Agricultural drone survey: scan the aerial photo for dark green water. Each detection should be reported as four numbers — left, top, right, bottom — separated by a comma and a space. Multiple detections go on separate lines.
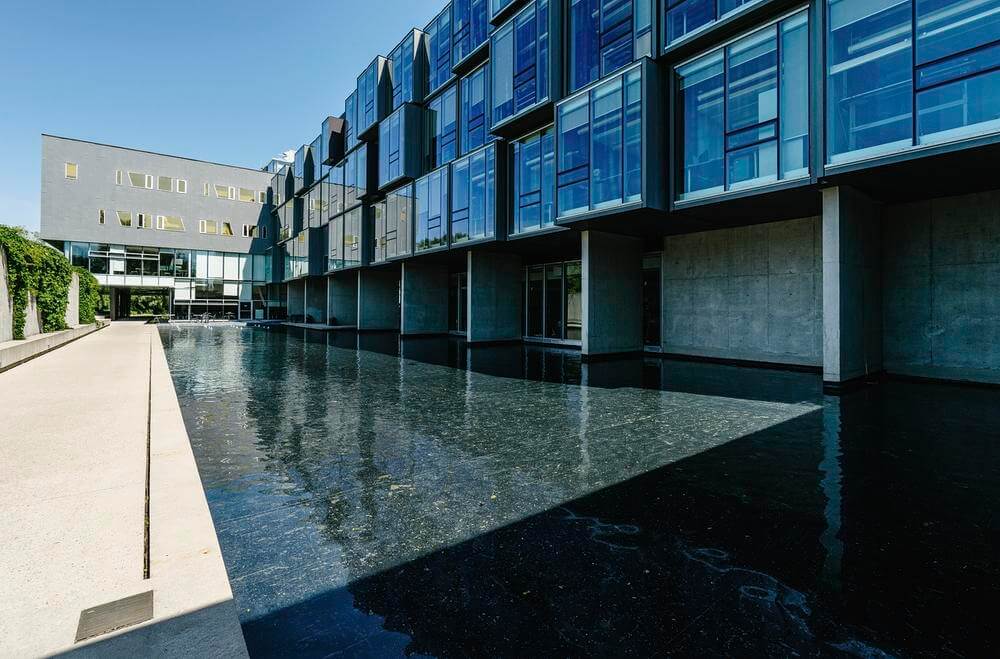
161, 325, 999, 658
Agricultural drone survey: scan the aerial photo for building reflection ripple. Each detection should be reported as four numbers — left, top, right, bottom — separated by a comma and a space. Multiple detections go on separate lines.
160, 325, 1000, 657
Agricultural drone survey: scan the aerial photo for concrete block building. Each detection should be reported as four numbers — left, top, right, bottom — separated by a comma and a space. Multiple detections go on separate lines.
41, 0, 1000, 388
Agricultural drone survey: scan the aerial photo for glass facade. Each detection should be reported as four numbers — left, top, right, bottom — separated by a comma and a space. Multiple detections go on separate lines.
428, 84, 459, 168
357, 58, 386, 136
451, 143, 497, 243
511, 125, 556, 235
389, 30, 422, 111
557, 65, 643, 216
344, 145, 368, 209
284, 232, 309, 281
379, 106, 413, 189
461, 64, 491, 154
525, 260, 582, 341
663, 0, 765, 47
454, 0, 489, 65
567, 0, 650, 93
65, 242, 274, 320
415, 167, 450, 251
491, 0, 551, 126
328, 206, 364, 271
324, 162, 345, 218
427, 5, 455, 94
374, 185, 414, 262
490, 0, 517, 20
677, 10, 809, 200
828, 0, 1000, 164
344, 91, 359, 152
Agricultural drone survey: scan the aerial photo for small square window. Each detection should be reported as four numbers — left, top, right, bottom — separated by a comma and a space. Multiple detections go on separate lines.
221, 222, 234, 236
157, 176, 173, 192
258, 191, 266, 203
65, 163, 78, 179
177, 179, 187, 194
116, 210, 132, 227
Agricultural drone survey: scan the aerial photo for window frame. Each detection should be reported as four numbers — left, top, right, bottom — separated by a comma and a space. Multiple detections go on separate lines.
64, 162, 78, 180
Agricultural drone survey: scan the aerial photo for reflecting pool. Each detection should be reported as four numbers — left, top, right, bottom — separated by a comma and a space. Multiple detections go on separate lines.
161, 325, 1000, 657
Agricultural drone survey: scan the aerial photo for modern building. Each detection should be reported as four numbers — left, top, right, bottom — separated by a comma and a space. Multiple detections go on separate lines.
42, 0, 1000, 389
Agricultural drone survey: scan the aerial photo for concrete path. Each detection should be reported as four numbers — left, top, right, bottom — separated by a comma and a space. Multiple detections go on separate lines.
0, 322, 246, 657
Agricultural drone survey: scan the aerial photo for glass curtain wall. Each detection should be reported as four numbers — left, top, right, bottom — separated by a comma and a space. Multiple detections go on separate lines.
428, 85, 459, 168
454, 0, 489, 65
524, 260, 582, 341
557, 66, 643, 215
676, 10, 809, 200
374, 185, 414, 262
511, 126, 556, 235
427, 5, 455, 94
663, 0, 765, 47
451, 143, 497, 243
461, 64, 491, 154
389, 31, 419, 111
415, 167, 450, 251
344, 146, 367, 208
568, 0, 650, 93
828, 0, 1000, 164
491, 0, 551, 126
345, 91, 359, 151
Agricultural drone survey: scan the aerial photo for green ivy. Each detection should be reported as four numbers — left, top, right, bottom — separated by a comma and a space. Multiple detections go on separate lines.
74, 266, 100, 325
0, 225, 73, 339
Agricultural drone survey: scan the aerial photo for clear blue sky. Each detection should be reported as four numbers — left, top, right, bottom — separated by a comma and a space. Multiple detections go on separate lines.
0, 0, 433, 231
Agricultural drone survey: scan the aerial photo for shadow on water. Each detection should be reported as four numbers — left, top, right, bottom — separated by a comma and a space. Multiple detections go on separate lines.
160, 325, 999, 658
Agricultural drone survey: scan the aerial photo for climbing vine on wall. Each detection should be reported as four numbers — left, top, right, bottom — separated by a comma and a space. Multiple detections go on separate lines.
0, 225, 72, 339
74, 266, 100, 325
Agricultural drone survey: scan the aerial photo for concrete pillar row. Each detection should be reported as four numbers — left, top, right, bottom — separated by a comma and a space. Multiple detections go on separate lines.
400, 262, 449, 335
821, 185, 884, 388
467, 250, 522, 344
357, 268, 400, 331
581, 230, 643, 358
327, 272, 359, 327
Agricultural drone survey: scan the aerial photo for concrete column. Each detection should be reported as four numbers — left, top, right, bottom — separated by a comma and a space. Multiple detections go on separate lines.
582, 230, 643, 358
400, 262, 449, 335
358, 269, 400, 331
327, 272, 358, 327
467, 250, 522, 344
287, 280, 305, 322
304, 277, 326, 324
822, 186, 883, 387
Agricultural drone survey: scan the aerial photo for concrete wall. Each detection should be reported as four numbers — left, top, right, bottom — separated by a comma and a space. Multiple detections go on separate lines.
304, 277, 326, 324
24, 293, 42, 339
65, 273, 80, 327
327, 272, 358, 326
663, 216, 823, 367
467, 250, 522, 343
358, 269, 400, 330
1, 249, 10, 343
400, 262, 449, 335
823, 187, 883, 384
884, 189, 1000, 384
287, 280, 305, 321
582, 230, 643, 356
40, 135, 273, 254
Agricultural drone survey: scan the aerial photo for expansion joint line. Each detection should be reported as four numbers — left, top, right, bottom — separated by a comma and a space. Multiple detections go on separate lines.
143, 333, 152, 580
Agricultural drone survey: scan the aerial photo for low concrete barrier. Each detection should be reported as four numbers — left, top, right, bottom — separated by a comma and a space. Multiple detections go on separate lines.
0, 322, 104, 373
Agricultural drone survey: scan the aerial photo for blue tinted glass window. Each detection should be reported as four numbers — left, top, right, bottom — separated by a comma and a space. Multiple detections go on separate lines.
429, 86, 459, 169
569, 0, 601, 92
491, 0, 550, 126
390, 32, 416, 110
591, 76, 624, 208
461, 65, 490, 154
328, 214, 344, 271
624, 68, 643, 202
415, 168, 450, 251
918, 66, 1000, 143
491, 0, 515, 19
357, 61, 379, 134
917, 0, 1000, 64
512, 126, 555, 235
827, 0, 913, 163
344, 92, 358, 151
379, 110, 403, 188
679, 11, 808, 199
557, 95, 590, 215
454, 0, 489, 65
427, 6, 454, 94
665, 0, 714, 45
451, 144, 496, 243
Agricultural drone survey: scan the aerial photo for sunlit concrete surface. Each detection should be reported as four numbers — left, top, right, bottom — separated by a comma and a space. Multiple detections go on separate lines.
0, 322, 245, 657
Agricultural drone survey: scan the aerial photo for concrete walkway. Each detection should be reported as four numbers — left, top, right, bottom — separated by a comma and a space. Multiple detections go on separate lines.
0, 322, 246, 657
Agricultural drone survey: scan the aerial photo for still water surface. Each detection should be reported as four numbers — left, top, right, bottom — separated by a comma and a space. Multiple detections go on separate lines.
161, 325, 999, 658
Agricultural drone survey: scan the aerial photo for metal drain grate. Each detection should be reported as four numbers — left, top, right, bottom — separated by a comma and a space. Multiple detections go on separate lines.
75, 590, 154, 643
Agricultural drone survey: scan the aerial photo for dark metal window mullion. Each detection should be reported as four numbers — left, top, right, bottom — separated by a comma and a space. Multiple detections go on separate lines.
776, 21, 782, 181
911, 0, 918, 146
